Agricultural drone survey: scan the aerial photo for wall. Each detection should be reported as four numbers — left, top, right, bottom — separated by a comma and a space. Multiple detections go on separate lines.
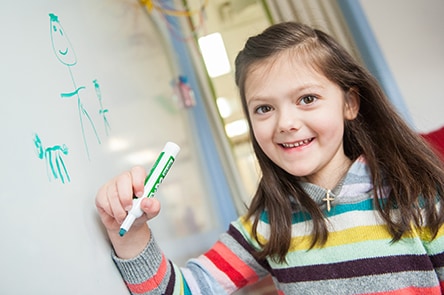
360, 0, 444, 132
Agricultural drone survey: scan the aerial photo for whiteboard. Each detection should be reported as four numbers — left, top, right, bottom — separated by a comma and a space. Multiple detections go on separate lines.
0, 0, 223, 293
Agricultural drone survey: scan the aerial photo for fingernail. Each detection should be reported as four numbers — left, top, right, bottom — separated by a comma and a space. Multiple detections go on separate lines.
124, 205, 132, 211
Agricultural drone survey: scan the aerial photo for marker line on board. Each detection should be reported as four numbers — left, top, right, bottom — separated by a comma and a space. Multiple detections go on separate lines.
119, 142, 180, 237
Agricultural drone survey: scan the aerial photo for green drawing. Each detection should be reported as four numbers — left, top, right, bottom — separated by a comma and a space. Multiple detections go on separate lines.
33, 134, 71, 184
60, 86, 86, 98
49, 13, 101, 160
93, 79, 111, 136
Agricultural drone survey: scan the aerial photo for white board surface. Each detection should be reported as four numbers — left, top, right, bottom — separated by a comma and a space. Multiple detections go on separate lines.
0, 1, 221, 293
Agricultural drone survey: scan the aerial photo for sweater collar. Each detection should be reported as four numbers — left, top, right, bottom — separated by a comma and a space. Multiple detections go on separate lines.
298, 156, 373, 208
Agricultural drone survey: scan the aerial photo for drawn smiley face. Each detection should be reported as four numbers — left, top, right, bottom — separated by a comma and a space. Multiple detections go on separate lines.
49, 13, 77, 66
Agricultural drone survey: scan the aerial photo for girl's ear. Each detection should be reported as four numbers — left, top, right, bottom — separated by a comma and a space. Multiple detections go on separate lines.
344, 87, 360, 120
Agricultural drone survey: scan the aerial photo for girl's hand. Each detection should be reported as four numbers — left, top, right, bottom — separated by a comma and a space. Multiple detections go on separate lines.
95, 166, 161, 259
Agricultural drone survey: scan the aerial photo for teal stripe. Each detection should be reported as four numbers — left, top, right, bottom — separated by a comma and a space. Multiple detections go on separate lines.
183, 278, 191, 295
327, 198, 375, 217
272, 236, 427, 268
260, 199, 376, 224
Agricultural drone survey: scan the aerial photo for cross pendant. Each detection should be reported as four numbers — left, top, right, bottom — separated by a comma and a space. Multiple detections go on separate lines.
323, 190, 334, 212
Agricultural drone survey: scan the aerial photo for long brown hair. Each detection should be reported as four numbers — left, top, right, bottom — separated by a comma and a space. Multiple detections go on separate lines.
235, 22, 444, 263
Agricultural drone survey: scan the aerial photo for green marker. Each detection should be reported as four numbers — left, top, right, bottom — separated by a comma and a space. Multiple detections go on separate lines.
119, 142, 180, 237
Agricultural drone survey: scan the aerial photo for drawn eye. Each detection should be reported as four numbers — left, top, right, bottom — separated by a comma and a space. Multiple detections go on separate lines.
52, 25, 57, 32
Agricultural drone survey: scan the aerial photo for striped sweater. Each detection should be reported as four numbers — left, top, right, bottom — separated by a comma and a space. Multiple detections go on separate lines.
113, 156, 444, 294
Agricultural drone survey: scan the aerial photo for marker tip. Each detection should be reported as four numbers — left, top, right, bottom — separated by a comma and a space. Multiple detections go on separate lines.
119, 229, 127, 237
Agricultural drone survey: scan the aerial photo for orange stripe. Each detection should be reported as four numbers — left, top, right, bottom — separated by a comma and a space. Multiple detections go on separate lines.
212, 241, 259, 284
127, 254, 168, 294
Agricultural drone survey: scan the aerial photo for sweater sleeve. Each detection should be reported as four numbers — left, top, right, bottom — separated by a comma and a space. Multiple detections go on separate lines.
112, 219, 270, 294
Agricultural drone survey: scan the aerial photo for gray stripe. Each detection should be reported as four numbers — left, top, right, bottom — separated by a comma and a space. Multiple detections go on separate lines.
276, 271, 439, 294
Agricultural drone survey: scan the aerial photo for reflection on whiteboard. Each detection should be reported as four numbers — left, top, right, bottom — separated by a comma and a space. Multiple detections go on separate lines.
48, 13, 109, 160
33, 133, 71, 183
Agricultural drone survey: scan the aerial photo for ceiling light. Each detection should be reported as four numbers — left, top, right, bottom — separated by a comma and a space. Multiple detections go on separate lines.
198, 32, 231, 78
225, 119, 249, 138
216, 97, 232, 118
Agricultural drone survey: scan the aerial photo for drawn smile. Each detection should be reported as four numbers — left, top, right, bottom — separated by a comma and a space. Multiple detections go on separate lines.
58, 48, 68, 55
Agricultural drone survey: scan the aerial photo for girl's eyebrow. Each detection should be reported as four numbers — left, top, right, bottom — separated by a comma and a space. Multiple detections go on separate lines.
295, 83, 324, 92
246, 96, 267, 107
246, 95, 278, 110
247, 83, 324, 106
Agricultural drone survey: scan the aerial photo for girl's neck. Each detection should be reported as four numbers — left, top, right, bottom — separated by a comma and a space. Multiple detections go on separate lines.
302, 157, 353, 190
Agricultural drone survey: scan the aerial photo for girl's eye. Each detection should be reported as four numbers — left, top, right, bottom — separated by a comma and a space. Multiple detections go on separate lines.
300, 95, 317, 105
255, 105, 272, 114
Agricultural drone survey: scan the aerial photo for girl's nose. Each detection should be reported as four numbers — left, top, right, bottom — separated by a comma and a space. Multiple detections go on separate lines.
278, 109, 301, 133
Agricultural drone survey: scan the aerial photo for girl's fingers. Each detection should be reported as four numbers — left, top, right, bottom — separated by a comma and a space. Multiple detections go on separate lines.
95, 166, 153, 229
130, 166, 147, 198
107, 180, 128, 224
115, 171, 135, 212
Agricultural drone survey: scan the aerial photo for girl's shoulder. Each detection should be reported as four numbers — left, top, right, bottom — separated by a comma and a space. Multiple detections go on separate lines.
228, 215, 269, 250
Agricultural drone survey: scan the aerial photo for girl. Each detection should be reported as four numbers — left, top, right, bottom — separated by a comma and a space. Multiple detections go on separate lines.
95, 22, 444, 294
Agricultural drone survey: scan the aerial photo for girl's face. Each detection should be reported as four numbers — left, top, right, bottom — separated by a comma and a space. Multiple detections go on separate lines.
245, 52, 359, 188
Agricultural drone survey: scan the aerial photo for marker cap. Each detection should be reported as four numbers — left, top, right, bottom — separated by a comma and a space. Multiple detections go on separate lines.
165, 141, 180, 157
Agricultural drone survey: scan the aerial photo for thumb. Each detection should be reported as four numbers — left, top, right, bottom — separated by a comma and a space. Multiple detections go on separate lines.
140, 197, 161, 220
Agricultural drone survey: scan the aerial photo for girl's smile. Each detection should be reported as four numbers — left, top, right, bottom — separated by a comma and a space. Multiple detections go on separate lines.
280, 137, 314, 148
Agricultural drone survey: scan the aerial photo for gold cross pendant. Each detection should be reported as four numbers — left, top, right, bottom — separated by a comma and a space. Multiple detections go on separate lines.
323, 190, 334, 212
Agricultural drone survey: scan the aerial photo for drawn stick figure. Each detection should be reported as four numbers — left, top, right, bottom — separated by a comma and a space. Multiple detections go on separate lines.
33, 133, 71, 184
49, 13, 101, 160
93, 79, 111, 136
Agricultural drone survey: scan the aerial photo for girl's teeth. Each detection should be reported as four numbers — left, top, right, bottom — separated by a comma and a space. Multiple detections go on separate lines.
282, 139, 311, 148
